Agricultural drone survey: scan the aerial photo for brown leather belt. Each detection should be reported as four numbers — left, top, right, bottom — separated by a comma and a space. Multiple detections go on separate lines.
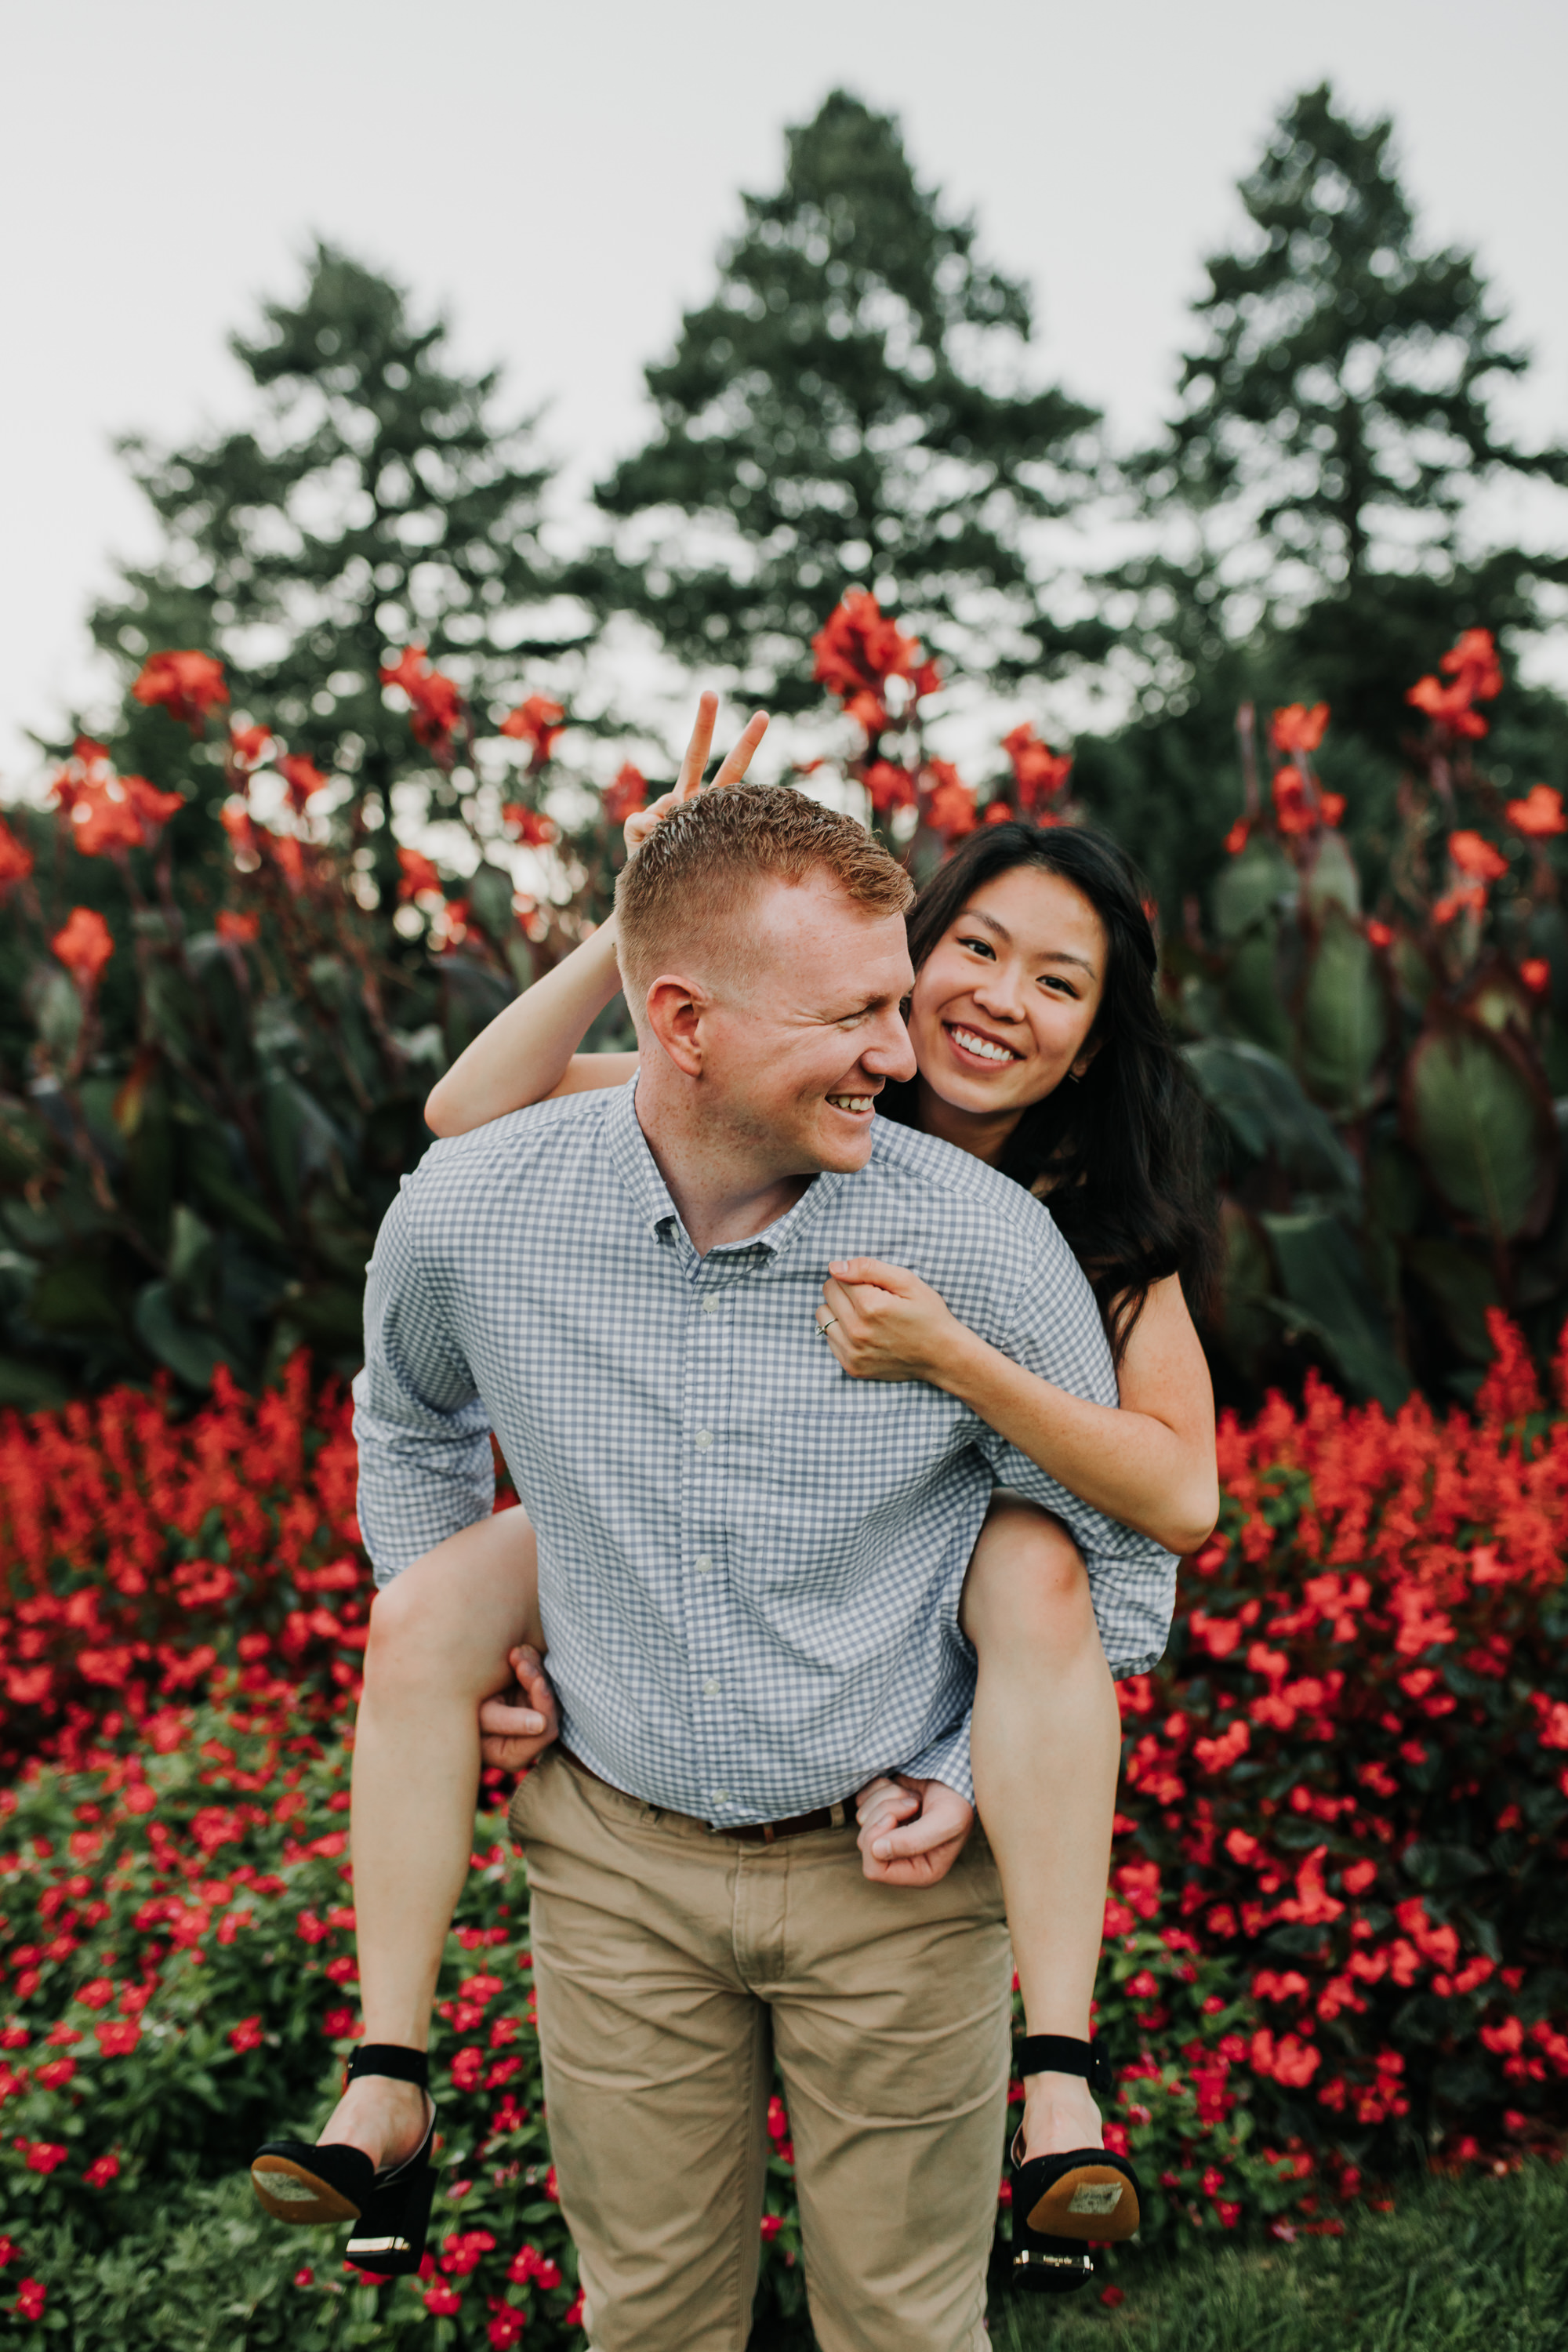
558, 1747, 850, 1843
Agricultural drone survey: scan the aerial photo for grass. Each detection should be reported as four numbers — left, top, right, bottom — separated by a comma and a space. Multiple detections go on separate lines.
984, 2163, 1568, 2352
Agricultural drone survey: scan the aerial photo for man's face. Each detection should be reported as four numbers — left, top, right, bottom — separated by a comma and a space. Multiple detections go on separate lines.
690, 875, 916, 1175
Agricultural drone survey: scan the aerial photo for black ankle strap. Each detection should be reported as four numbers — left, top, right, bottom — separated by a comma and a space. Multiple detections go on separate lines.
1017, 2034, 1114, 2095
347, 2043, 430, 2089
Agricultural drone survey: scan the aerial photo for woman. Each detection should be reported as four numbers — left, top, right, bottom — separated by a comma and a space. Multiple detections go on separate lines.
250, 699, 1218, 2292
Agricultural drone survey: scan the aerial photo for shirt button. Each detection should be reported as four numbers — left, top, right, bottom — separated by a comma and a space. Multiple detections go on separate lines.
702, 1300, 719, 1317
712, 1789, 729, 1806
702, 1678, 720, 1698
695, 1429, 713, 1450
695, 1555, 713, 1575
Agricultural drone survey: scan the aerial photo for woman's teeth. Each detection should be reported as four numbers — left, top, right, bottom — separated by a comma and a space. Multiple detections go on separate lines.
949, 1025, 1016, 1064
828, 1094, 874, 1112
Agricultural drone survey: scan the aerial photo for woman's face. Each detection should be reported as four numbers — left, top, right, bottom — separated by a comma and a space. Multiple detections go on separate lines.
906, 863, 1108, 1122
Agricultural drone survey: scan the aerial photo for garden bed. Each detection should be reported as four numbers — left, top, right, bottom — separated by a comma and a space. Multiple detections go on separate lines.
0, 1331, 1564, 2343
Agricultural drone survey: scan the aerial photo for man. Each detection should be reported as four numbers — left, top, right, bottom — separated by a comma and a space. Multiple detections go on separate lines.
353, 783, 1171, 2352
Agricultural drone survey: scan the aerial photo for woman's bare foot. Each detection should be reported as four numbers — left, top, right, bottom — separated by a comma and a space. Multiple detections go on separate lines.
316, 2074, 430, 2172
1018, 2069, 1104, 2161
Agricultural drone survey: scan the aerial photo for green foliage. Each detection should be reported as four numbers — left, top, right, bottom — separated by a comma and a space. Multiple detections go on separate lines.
1167, 659, 1568, 1405
591, 89, 1104, 706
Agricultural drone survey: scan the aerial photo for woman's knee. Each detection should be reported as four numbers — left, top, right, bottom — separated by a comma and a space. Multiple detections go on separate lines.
363, 1513, 535, 1701
961, 1498, 1095, 1651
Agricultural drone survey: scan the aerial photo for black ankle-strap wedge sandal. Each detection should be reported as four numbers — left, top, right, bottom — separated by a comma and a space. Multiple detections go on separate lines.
1010, 2034, 1143, 2296
249, 2044, 437, 2277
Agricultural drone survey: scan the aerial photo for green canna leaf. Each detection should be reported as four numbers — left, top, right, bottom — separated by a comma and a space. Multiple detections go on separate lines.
1402, 1016, 1558, 1245
1298, 911, 1387, 1117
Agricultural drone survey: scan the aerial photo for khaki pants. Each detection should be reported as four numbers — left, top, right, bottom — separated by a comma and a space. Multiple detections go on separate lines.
508, 1751, 1011, 2352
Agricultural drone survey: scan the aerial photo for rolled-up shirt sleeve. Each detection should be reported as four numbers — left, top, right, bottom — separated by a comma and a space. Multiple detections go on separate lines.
351, 1179, 495, 1583
970, 1227, 1178, 1682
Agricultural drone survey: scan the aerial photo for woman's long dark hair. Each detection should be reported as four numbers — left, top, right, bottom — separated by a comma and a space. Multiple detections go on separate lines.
887, 822, 1218, 1367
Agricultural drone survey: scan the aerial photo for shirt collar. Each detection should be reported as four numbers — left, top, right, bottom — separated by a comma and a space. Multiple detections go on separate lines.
601, 1074, 852, 1263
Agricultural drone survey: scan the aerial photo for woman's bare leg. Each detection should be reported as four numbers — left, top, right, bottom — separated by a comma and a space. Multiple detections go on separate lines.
319, 1505, 543, 2169
960, 1497, 1121, 2161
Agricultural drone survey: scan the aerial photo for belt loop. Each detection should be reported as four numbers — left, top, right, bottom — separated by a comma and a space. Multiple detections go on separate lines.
829, 1800, 847, 1830
760, 1822, 777, 1846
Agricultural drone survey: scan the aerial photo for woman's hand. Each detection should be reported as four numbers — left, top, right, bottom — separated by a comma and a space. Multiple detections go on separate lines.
817, 1258, 967, 1385
623, 690, 770, 855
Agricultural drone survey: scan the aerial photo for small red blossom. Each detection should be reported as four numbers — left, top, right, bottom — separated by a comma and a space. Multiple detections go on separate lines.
1001, 723, 1073, 815
277, 755, 328, 813
1521, 958, 1551, 996
604, 764, 647, 825
1224, 817, 1250, 856
423, 2279, 463, 2315
1101, 2285, 1126, 2307
1366, 920, 1395, 949
51, 906, 115, 992
228, 723, 272, 770
227, 2016, 264, 2053
811, 591, 921, 700
14, 2279, 45, 2321
217, 910, 261, 946
397, 847, 444, 902
923, 763, 978, 838
499, 695, 566, 766
132, 650, 229, 731
864, 760, 918, 815
0, 818, 35, 891
503, 804, 557, 847
1506, 784, 1566, 839
1271, 702, 1330, 754
1448, 829, 1508, 883
380, 646, 463, 749
83, 2154, 120, 2187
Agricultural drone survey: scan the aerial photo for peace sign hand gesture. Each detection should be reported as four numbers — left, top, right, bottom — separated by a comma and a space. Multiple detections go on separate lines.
623, 691, 770, 855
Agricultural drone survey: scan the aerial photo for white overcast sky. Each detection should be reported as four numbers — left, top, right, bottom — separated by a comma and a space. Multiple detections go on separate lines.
2, 0, 1565, 786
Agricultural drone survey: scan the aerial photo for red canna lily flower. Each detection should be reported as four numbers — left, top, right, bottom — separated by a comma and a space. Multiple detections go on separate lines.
228, 724, 272, 771
864, 760, 918, 815
1448, 830, 1508, 883
397, 846, 443, 901
0, 817, 33, 891
380, 647, 463, 750
502, 804, 557, 848
1406, 674, 1489, 739
1272, 768, 1316, 837
51, 906, 114, 991
922, 764, 978, 838
1001, 723, 1073, 815
1270, 703, 1330, 755
277, 755, 328, 814
499, 695, 565, 767
1520, 958, 1551, 995
1439, 627, 1503, 704
1505, 784, 1566, 839
1224, 817, 1250, 856
842, 690, 890, 741
217, 910, 261, 946
132, 651, 229, 731
1366, 920, 1395, 949
604, 764, 646, 825
811, 592, 921, 699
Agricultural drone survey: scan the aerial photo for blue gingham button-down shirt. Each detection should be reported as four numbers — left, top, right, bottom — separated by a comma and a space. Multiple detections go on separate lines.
353, 1080, 1174, 1823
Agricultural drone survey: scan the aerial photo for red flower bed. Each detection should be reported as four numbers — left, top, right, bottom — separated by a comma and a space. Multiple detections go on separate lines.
0, 1319, 1564, 2334
0, 1354, 368, 1773
1112, 1308, 1568, 2175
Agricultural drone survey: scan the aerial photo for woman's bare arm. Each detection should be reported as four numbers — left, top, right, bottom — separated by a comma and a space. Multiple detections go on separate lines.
424, 921, 632, 1135
423, 692, 768, 1138
818, 1265, 1219, 1558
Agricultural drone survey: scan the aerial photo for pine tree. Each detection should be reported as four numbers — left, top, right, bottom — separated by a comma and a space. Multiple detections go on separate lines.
1080, 82, 1568, 915
590, 89, 1103, 708
91, 244, 568, 876
1138, 80, 1567, 745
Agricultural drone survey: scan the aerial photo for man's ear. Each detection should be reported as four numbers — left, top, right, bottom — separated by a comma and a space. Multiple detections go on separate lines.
643, 973, 710, 1078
